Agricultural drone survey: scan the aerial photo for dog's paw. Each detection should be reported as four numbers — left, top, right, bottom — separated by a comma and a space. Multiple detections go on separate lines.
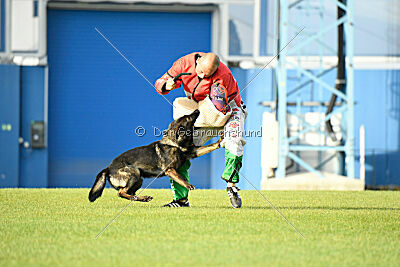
142, 196, 153, 202
187, 184, 196, 190
217, 134, 224, 147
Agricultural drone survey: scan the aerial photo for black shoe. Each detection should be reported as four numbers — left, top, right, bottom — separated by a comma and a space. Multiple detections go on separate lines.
162, 199, 189, 207
227, 186, 242, 208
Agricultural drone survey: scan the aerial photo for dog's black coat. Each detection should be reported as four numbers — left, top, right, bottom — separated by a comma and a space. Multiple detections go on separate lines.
88, 110, 222, 202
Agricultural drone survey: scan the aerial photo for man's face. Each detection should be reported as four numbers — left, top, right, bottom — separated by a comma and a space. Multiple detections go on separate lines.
195, 57, 217, 79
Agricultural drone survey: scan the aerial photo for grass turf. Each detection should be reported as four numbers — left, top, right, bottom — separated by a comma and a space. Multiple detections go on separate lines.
0, 189, 399, 266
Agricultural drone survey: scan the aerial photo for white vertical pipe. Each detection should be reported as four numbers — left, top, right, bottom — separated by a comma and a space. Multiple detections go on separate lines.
0, 0, 2, 51
5, 0, 11, 54
220, 3, 229, 60
38, 0, 47, 58
253, 0, 260, 58
276, 0, 288, 178
211, 6, 219, 54
360, 125, 365, 184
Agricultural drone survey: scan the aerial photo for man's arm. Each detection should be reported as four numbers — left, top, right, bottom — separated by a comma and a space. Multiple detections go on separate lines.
154, 57, 184, 95
214, 73, 242, 105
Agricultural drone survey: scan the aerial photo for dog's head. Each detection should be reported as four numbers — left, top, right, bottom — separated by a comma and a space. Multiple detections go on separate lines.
164, 109, 200, 147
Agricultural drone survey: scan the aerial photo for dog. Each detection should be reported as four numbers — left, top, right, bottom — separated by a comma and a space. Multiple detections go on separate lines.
88, 109, 223, 202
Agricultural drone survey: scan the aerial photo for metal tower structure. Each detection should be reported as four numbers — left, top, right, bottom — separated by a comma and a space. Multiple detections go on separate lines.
275, 0, 355, 178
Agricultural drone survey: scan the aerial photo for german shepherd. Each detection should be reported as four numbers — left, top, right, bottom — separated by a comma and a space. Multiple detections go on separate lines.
88, 109, 222, 202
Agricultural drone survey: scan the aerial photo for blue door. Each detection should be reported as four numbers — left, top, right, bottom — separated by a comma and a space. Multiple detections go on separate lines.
0, 65, 20, 187
47, 8, 211, 188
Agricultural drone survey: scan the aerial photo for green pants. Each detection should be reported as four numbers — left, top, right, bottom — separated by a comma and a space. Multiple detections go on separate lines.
170, 160, 191, 200
221, 150, 243, 183
170, 151, 243, 200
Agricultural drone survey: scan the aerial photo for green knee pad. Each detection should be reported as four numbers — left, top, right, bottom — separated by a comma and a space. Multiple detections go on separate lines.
170, 160, 191, 200
221, 150, 243, 183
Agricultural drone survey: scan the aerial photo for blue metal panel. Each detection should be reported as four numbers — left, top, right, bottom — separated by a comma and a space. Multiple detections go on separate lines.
19, 66, 48, 187
47, 9, 211, 188
385, 152, 400, 186
0, 64, 20, 187
240, 69, 271, 190
353, 69, 400, 187
353, 70, 389, 152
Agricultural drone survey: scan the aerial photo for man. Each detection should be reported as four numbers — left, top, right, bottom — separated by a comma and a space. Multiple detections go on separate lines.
154, 52, 247, 208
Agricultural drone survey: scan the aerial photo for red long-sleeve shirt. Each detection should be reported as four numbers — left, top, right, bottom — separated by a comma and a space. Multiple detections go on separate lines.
154, 52, 242, 107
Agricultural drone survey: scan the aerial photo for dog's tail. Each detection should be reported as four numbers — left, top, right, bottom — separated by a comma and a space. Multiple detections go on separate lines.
88, 168, 109, 202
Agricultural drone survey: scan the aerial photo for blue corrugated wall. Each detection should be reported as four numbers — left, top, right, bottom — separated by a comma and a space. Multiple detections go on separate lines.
46, 9, 212, 189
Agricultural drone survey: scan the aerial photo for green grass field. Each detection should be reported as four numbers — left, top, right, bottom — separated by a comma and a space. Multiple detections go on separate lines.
1, 189, 399, 266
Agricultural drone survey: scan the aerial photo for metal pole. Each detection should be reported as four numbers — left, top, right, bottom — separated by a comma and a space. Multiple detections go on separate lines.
344, 0, 355, 178
276, 0, 288, 178
325, 0, 346, 142
253, 0, 260, 58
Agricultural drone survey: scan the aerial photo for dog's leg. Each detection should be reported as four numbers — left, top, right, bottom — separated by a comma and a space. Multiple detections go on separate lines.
133, 195, 153, 202
128, 177, 153, 202
191, 135, 223, 158
117, 169, 153, 202
118, 188, 134, 200
165, 168, 195, 190
118, 188, 153, 202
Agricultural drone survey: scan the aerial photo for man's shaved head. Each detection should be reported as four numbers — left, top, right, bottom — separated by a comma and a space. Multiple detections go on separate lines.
202, 53, 220, 70
196, 53, 220, 78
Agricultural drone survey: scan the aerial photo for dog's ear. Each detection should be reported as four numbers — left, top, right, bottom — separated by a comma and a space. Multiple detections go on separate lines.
175, 125, 194, 145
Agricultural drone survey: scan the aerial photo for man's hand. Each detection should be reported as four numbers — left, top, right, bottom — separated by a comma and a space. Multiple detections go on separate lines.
166, 78, 176, 91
